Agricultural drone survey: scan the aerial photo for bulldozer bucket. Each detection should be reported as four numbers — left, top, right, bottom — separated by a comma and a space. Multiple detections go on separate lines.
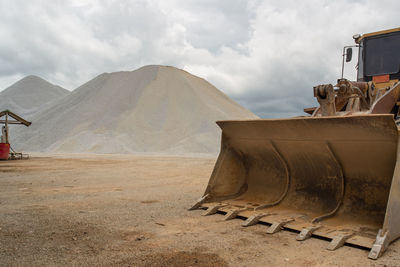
191, 114, 400, 259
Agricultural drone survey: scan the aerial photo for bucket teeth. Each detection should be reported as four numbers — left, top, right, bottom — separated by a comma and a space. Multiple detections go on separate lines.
188, 194, 209, 211
326, 232, 354, 251
266, 218, 294, 234
223, 208, 249, 220
202, 204, 228, 216
224, 210, 240, 221
242, 213, 270, 227
296, 225, 322, 241
368, 230, 389, 260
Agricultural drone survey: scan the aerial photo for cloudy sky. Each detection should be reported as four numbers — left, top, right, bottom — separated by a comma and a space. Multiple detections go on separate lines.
0, 0, 399, 117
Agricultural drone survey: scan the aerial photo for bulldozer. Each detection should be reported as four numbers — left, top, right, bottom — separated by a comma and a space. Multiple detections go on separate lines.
190, 28, 400, 259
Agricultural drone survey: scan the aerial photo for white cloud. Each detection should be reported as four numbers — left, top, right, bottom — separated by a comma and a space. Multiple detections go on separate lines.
0, 0, 399, 117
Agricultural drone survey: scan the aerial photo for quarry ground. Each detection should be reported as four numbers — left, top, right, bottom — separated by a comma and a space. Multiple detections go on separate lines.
0, 154, 399, 266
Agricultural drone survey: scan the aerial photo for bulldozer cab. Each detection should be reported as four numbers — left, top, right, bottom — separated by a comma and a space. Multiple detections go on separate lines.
191, 28, 400, 260
355, 28, 400, 84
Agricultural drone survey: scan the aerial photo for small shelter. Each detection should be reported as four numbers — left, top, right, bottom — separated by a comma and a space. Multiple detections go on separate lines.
0, 110, 31, 160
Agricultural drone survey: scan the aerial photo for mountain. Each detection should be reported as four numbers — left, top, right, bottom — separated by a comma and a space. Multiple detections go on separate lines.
13, 65, 258, 154
0, 75, 69, 117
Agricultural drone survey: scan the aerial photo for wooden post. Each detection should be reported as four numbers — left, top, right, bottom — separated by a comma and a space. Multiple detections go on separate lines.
5, 112, 8, 144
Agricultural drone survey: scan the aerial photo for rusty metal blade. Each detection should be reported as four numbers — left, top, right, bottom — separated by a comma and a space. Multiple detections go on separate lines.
196, 115, 400, 257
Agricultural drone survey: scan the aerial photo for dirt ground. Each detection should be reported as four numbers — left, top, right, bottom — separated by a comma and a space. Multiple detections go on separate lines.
0, 154, 399, 266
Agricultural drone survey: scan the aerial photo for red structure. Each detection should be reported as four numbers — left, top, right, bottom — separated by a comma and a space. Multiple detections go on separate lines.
0, 143, 10, 160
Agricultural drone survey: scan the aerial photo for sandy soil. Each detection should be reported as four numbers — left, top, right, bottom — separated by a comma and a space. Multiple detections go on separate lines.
0, 154, 399, 266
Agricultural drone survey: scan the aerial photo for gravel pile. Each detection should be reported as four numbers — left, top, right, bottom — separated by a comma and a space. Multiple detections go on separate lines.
12, 65, 257, 154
